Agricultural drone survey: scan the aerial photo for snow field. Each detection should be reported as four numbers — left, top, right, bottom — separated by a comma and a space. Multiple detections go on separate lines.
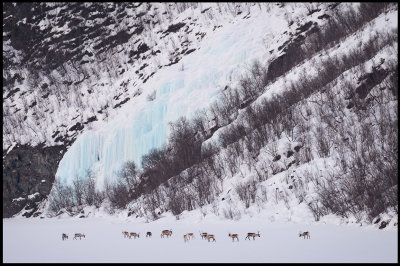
3, 216, 397, 263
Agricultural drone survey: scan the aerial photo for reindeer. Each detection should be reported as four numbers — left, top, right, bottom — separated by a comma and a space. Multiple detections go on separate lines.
122, 231, 129, 238
187, 233, 195, 239
199, 232, 208, 239
184, 234, 190, 243
161, 229, 172, 238
245, 231, 260, 240
146, 232, 152, 238
228, 233, 239, 242
62, 233, 68, 240
207, 234, 216, 242
73, 233, 85, 240
130, 232, 140, 239
299, 231, 310, 239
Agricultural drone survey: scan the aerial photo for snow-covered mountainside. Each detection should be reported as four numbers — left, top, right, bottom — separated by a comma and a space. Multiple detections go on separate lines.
3, 1, 398, 232
4, 2, 278, 216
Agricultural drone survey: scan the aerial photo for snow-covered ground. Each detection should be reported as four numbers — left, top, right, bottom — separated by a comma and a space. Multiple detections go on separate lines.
3, 213, 397, 263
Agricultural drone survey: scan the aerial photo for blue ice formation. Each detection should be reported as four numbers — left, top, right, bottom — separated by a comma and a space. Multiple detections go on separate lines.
55, 15, 271, 189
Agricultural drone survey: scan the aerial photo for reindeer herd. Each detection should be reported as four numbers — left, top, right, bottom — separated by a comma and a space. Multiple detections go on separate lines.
61, 233, 85, 240
62, 230, 311, 241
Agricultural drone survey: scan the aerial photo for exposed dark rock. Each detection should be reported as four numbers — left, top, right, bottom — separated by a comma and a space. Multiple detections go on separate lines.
113, 97, 130, 109
69, 122, 84, 132
318, 14, 330, 19
164, 22, 186, 34
379, 220, 389, 229
201, 7, 211, 13
328, 3, 340, 9
308, 8, 321, 15
130, 43, 150, 59
267, 21, 319, 82
33, 211, 42, 217
294, 145, 302, 152
143, 72, 156, 84
287, 160, 297, 169
273, 155, 281, 162
355, 68, 388, 99
139, 63, 148, 70
165, 57, 180, 67
3, 144, 66, 217
184, 48, 196, 55
296, 21, 313, 32
41, 92, 50, 99
22, 208, 36, 218
29, 100, 37, 108
4, 87, 20, 99
346, 101, 354, 109
84, 116, 98, 124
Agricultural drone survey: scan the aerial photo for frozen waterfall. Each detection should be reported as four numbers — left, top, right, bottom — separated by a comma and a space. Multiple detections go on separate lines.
55, 9, 286, 189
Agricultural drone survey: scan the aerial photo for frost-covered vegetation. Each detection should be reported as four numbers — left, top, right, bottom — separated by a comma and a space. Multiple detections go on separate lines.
43, 2, 398, 228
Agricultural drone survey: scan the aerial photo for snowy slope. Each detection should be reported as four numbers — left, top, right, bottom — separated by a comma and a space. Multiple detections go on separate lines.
3, 2, 398, 237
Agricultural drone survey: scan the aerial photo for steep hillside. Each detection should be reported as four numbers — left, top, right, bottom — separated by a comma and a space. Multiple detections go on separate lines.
4, 2, 284, 217
117, 2, 398, 227
3, 2, 398, 227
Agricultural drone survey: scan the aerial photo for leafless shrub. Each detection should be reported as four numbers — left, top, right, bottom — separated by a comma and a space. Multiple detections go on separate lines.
219, 124, 247, 148
222, 204, 241, 220
192, 170, 214, 206
306, 199, 326, 222
280, 189, 291, 209
105, 177, 131, 210
72, 175, 85, 207
313, 124, 332, 158
47, 179, 74, 215
118, 161, 138, 190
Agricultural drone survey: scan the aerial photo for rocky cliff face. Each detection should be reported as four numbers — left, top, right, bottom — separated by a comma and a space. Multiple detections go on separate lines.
3, 145, 66, 217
